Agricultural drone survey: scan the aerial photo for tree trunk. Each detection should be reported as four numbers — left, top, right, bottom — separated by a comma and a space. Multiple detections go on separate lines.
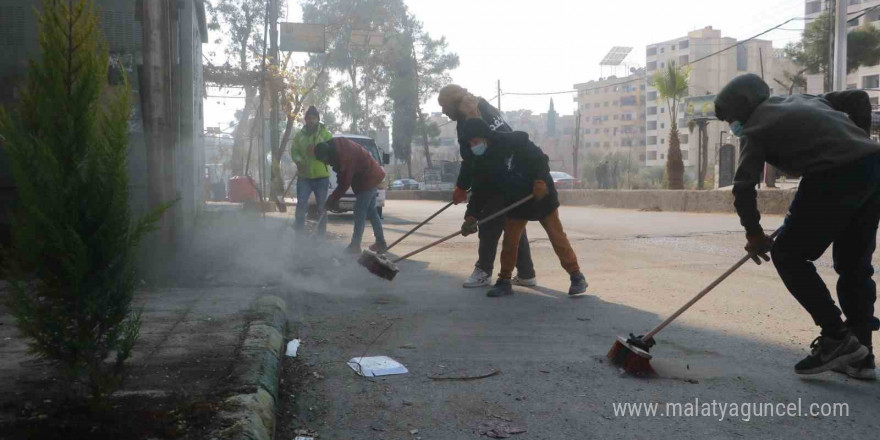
418, 113, 432, 170
666, 125, 684, 189
406, 158, 413, 179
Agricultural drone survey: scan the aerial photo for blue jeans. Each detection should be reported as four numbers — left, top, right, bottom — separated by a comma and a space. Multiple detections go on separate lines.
295, 177, 329, 235
351, 188, 386, 248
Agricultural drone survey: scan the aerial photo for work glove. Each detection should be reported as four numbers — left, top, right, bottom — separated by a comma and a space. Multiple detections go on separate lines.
453, 186, 468, 205
461, 216, 478, 236
745, 232, 773, 265
532, 180, 548, 201
326, 198, 340, 212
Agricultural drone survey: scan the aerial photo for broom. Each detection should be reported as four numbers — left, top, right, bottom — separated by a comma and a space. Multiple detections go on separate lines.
274, 172, 298, 213
607, 227, 782, 376
376, 192, 469, 255
359, 194, 534, 281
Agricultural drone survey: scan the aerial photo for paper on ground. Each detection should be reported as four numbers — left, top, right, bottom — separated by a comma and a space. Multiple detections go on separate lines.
347, 356, 408, 377
286, 339, 300, 357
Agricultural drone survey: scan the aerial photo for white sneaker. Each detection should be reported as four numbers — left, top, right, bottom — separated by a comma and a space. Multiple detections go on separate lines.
463, 267, 491, 288
512, 275, 537, 287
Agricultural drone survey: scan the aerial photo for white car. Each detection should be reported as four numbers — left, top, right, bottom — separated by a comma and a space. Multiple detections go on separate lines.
306, 133, 390, 217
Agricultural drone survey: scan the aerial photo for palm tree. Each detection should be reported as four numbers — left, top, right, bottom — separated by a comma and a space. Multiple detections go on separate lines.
651, 62, 690, 189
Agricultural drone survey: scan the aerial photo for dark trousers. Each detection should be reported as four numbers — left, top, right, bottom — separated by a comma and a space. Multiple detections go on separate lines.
476, 213, 535, 279
771, 154, 880, 348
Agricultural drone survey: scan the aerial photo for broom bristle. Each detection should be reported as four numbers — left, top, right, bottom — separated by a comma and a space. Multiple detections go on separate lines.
358, 250, 399, 281
607, 336, 656, 377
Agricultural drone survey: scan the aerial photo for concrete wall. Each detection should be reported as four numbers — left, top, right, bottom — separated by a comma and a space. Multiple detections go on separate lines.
387, 189, 797, 215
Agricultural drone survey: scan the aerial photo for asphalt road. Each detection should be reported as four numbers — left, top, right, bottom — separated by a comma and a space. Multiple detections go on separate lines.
270, 199, 878, 440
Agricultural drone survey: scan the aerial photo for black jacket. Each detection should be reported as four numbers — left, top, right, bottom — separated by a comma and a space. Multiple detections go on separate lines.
714, 73, 879, 234
456, 98, 511, 192
462, 119, 559, 221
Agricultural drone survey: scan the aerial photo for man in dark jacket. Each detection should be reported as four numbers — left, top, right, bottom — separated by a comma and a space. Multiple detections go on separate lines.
438, 84, 536, 289
715, 73, 880, 379
315, 138, 387, 254
460, 118, 587, 297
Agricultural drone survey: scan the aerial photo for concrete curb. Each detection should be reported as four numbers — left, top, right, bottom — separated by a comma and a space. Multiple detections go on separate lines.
213, 295, 287, 440
387, 189, 797, 215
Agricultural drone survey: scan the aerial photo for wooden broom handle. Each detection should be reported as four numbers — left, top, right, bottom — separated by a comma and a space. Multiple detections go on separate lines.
641, 227, 782, 342
384, 193, 468, 253
392, 194, 534, 263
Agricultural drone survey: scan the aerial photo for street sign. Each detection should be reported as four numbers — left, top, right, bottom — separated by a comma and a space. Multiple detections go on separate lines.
279, 23, 326, 53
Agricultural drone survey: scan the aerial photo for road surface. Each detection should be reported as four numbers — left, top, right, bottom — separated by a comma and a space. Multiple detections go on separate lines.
257, 200, 878, 439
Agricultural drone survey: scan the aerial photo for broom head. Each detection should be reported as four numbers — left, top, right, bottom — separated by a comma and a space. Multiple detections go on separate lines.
358, 249, 399, 281
607, 334, 656, 377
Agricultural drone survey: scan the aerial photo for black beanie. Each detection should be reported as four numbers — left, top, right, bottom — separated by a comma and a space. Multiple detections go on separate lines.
305, 105, 320, 120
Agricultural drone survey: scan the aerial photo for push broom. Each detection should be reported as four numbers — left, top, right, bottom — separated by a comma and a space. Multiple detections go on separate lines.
608, 227, 782, 376
371, 191, 470, 255
359, 194, 534, 280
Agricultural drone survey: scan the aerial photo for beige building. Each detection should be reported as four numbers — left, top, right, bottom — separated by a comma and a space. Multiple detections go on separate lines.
573, 69, 648, 163
645, 26, 795, 169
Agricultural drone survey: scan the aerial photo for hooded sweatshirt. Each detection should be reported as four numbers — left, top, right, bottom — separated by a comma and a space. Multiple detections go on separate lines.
713, 74, 880, 234
456, 98, 512, 191
462, 119, 560, 220
291, 123, 333, 179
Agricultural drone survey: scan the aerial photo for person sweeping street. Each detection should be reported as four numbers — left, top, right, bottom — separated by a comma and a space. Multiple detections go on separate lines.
459, 117, 587, 297
291, 106, 332, 236
314, 138, 388, 254
714, 73, 880, 380
438, 84, 537, 289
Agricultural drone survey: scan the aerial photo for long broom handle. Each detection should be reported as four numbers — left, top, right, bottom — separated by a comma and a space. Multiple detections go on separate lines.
641, 227, 782, 342
384, 200, 455, 253
392, 194, 534, 264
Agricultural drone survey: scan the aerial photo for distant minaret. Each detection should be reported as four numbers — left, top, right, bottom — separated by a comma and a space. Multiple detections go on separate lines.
547, 98, 558, 137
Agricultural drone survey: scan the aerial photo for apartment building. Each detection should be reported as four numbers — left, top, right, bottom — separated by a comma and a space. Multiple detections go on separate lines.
644, 26, 793, 168
573, 69, 648, 162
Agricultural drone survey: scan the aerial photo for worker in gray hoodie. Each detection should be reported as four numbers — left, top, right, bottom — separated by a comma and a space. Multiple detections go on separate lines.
714, 73, 880, 380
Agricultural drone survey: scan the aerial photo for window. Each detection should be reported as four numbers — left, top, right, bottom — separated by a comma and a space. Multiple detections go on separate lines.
847, 83, 857, 90
613, 115, 619, 120
660, 62, 665, 68
863, 75, 879, 89
680, 134, 688, 144
620, 96, 637, 106
660, 47, 665, 53
604, 128, 609, 133
679, 55, 689, 65
648, 107, 657, 115
805, 1, 821, 15
647, 121, 657, 130
585, 129, 591, 134
679, 40, 689, 50
647, 91, 657, 101
871, 96, 879, 106
640, 84, 646, 90
648, 151, 658, 160
661, 153, 665, 159
661, 107, 665, 113
594, 142, 601, 147
603, 115, 609, 121
660, 123, 665, 129
737, 44, 748, 71
661, 138, 665, 144
648, 136, 657, 145
681, 149, 688, 160
613, 128, 618, 136
647, 47, 657, 56
604, 101, 609, 107
613, 100, 618, 106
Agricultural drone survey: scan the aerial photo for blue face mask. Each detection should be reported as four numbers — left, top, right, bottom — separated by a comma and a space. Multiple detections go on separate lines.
471, 141, 487, 156
730, 121, 744, 137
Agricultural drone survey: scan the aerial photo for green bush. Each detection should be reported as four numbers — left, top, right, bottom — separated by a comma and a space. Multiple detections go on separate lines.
0, 0, 168, 400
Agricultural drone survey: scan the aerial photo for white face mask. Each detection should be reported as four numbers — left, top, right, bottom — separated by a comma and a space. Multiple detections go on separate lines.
471, 141, 487, 156
730, 121, 744, 137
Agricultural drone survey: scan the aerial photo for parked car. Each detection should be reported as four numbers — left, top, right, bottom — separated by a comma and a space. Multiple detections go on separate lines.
391, 178, 420, 190
550, 171, 581, 190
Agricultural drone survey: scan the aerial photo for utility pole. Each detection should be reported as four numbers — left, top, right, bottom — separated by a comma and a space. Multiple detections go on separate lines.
497, 79, 501, 111
832, 0, 848, 91
572, 110, 581, 178
269, 0, 280, 197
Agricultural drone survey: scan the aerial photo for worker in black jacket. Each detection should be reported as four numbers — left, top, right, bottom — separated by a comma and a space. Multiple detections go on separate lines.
438, 84, 536, 289
714, 73, 880, 380
459, 118, 587, 297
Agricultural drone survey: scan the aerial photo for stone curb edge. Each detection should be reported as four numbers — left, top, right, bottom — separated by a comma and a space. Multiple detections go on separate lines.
212, 295, 287, 440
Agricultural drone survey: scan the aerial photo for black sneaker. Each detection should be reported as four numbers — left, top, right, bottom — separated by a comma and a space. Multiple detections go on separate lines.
568, 272, 588, 296
833, 352, 876, 381
794, 332, 869, 375
369, 242, 388, 253
487, 279, 514, 297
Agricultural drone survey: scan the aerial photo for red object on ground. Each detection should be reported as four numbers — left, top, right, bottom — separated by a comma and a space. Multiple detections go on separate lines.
227, 176, 259, 202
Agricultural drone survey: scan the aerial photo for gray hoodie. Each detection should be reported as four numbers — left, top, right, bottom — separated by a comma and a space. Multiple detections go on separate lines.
714, 74, 879, 234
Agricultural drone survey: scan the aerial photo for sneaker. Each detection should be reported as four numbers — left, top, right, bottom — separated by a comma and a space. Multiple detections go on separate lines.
794, 332, 869, 375
568, 272, 588, 296
369, 242, 388, 253
833, 353, 877, 381
463, 267, 491, 288
512, 274, 537, 287
487, 279, 514, 297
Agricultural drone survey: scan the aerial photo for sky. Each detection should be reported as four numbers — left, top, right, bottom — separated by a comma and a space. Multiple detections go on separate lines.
203, 0, 808, 130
